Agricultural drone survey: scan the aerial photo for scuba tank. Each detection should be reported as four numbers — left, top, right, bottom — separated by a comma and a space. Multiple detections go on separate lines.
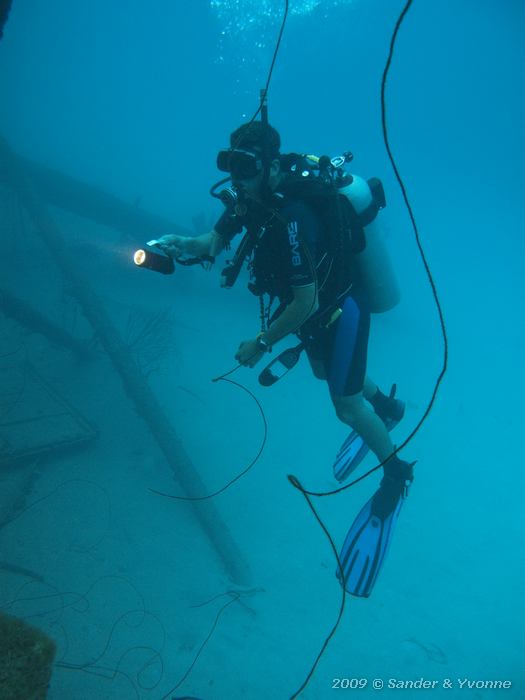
303, 154, 400, 313
337, 173, 400, 313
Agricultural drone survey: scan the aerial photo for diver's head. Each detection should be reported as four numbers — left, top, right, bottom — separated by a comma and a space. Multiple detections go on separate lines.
216, 121, 282, 201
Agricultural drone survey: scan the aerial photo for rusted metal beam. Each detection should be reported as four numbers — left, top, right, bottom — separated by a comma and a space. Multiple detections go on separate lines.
0, 135, 251, 585
0, 287, 93, 359
16, 156, 192, 239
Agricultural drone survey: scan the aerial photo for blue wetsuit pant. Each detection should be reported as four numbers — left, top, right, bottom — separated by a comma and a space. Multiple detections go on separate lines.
304, 295, 370, 397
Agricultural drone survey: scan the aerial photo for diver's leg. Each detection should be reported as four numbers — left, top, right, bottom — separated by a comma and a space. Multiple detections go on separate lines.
363, 376, 405, 423
326, 296, 397, 463
306, 354, 327, 380
362, 376, 377, 401
332, 392, 395, 463
303, 327, 329, 380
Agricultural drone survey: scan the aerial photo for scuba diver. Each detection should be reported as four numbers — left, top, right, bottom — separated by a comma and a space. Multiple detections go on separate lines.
155, 120, 414, 597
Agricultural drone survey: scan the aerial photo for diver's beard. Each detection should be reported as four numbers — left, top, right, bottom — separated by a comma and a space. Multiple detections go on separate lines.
234, 168, 278, 208
259, 183, 274, 205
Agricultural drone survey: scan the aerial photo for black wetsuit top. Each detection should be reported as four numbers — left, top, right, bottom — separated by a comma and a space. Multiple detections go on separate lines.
214, 188, 370, 396
214, 195, 328, 307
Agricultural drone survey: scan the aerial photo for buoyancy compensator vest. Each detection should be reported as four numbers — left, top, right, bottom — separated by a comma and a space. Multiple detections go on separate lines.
279, 153, 400, 313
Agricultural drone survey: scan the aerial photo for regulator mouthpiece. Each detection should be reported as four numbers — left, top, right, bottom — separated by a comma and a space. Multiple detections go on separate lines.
217, 186, 239, 208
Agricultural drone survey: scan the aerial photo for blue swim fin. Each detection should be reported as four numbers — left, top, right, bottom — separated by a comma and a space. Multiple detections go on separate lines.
333, 431, 369, 482
333, 385, 405, 482
337, 459, 414, 597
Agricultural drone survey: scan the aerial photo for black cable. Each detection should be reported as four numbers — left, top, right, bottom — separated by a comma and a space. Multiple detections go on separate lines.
151, 1, 293, 503
287, 476, 347, 700
149, 377, 267, 501
289, 0, 448, 501
150, 235, 319, 503
380, 0, 449, 428
231, 0, 289, 145
263, 0, 288, 98
160, 593, 240, 700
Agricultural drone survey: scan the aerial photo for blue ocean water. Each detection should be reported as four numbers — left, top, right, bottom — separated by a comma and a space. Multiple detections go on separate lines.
0, 1, 523, 699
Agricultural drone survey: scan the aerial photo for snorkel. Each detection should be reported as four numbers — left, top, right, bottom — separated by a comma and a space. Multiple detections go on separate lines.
257, 88, 275, 203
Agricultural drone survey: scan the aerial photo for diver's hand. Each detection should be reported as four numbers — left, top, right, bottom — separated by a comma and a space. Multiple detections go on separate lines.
155, 234, 189, 258
235, 339, 266, 368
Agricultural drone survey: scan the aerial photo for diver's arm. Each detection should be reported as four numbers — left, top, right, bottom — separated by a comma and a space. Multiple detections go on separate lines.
209, 230, 227, 257
262, 284, 318, 346
235, 284, 317, 367
156, 230, 226, 258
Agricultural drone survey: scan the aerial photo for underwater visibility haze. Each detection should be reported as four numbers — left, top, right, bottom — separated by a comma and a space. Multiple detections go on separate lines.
0, 1, 524, 698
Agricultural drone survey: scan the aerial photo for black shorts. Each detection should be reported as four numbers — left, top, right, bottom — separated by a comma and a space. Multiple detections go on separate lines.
304, 295, 370, 396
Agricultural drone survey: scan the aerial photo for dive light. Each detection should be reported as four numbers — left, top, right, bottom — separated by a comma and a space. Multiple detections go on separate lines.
133, 240, 175, 275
